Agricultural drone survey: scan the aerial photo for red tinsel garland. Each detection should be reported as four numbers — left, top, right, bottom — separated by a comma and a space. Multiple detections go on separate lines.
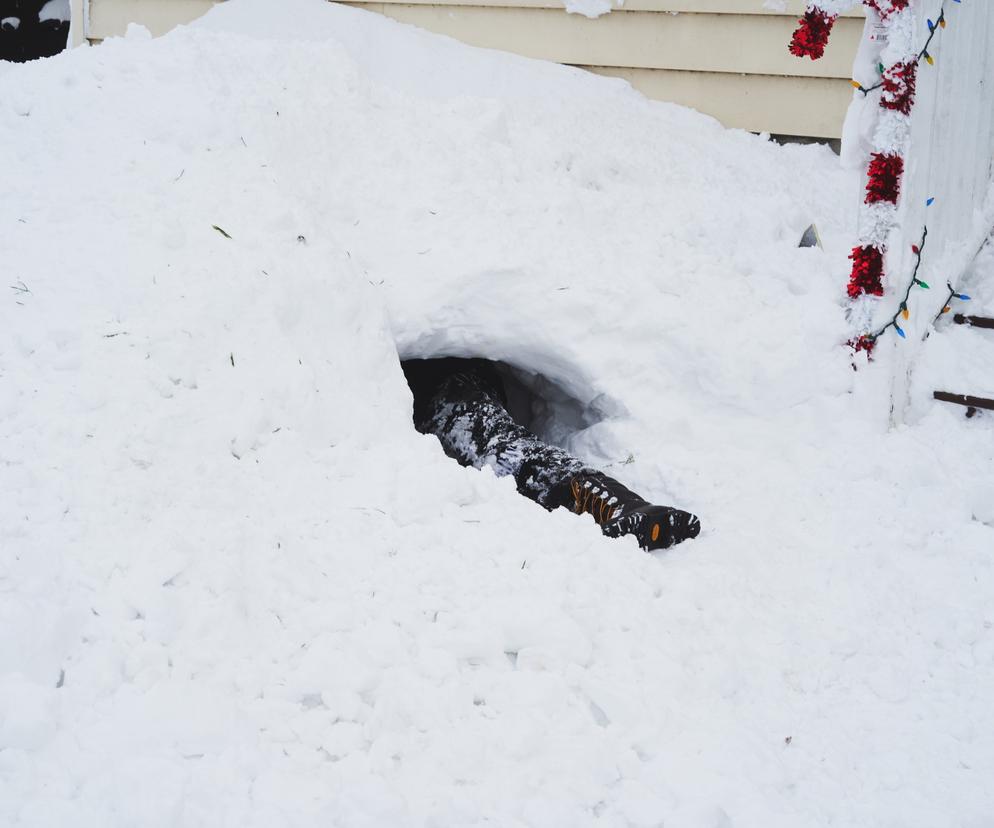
848, 245, 886, 298
880, 61, 918, 116
786, 2, 944, 358
864, 0, 910, 20
865, 152, 904, 204
849, 334, 877, 356
788, 9, 837, 60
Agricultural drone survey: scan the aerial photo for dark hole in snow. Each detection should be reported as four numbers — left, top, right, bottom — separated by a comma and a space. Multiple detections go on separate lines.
400, 357, 607, 449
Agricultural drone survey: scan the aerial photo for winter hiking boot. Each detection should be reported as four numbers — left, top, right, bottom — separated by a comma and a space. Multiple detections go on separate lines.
568, 472, 700, 551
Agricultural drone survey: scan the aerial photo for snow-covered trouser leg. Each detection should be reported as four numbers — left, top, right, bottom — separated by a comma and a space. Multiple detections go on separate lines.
412, 362, 702, 550
415, 370, 588, 511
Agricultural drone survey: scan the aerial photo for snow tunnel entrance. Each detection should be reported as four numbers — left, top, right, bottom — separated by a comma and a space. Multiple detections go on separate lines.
399, 357, 702, 551
400, 357, 604, 450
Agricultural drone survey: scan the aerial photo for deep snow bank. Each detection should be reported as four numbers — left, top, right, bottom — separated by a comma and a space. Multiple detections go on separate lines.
2, 1, 993, 826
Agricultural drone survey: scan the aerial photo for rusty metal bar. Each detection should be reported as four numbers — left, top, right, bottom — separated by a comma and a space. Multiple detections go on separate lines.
934, 391, 994, 418
952, 314, 994, 330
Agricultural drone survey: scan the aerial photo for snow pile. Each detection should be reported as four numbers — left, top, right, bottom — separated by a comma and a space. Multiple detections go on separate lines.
563, 0, 622, 20
2, 1, 993, 825
37, 1, 70, 24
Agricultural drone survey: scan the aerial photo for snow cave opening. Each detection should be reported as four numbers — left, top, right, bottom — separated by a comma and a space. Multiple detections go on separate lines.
400, 356, 607, 450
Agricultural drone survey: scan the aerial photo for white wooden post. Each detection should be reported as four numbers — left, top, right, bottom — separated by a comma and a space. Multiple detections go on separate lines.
69, 0, 88, 47
894, 0, 994, 420
843, 0, 994, 422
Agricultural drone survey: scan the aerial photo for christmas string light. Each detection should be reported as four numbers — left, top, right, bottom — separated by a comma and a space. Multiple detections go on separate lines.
788, 2, 969, 358
851, 225, 973, 354
932, 282, 972, 324
844, 3, 964, 356
850, 3, 950, 95
843, 5, 954, 308
870, 227, 931, 343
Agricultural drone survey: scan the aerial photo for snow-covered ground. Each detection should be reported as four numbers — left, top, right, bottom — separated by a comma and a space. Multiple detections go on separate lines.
2, 1, 993, 825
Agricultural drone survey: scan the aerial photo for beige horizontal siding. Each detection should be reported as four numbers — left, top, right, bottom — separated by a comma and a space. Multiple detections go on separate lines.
83, 0, 865, 38
341, 0, 864, 12
84, 0, 862, 138
587, 66, 853, 137
88, 0, 215, 38
342, 4, 861, 79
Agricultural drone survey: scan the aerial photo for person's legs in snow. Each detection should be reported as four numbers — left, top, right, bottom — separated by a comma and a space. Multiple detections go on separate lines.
403, 358, 701, 551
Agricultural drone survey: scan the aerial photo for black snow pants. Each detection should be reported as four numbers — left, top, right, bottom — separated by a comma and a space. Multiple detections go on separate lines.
403, 358, 592, 511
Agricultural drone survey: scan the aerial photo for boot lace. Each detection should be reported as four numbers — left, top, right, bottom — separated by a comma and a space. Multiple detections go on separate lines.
570, 477, 623, 525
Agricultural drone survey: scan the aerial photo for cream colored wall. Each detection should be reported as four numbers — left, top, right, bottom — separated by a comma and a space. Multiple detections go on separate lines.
84, 0, 215, 39
79, 0, 863, 138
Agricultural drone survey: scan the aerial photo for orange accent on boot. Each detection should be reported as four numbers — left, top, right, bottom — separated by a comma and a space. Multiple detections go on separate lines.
651, 524, 660, 543
571, 478, 602, 522
598, 496, 610, 525
571, 480, 582, 512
